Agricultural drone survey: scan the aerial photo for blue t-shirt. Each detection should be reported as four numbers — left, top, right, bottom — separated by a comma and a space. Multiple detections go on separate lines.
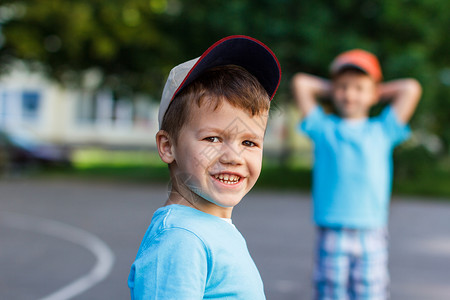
299, 106, 410, 228
128, 204, 265, 299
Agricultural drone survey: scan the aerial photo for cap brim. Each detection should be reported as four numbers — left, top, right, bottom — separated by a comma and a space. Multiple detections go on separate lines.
171, 35, 281, 102
332, 63, 369, 76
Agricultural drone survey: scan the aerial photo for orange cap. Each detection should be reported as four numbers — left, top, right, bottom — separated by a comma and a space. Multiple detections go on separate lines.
330, 49, 382, 82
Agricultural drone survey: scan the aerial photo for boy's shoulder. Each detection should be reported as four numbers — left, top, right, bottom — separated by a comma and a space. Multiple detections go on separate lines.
300, 105, 406, 139
149, 205, 236, 241
134, 205, 245, 262
301, 105, 337, 124
156, 204, 216, 225
305, 104, 397, 123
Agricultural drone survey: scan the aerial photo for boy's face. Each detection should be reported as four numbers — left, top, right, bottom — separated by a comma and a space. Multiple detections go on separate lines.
332, 71, 378, 119
170, 100, 267, 218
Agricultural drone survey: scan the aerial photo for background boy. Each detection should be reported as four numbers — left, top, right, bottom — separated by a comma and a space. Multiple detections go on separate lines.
291, 49, 422, 299
128, 35, 281, 299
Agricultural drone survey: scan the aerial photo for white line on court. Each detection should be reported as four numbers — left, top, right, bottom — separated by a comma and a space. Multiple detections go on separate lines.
1, 212, 115, 300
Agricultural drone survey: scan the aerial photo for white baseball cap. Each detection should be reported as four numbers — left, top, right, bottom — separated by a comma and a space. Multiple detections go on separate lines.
158, 35, 281, 128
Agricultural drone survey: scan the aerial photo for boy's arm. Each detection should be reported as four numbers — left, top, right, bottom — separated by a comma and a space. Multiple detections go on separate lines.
291, 73, 332, 118
378, 79, 422, 123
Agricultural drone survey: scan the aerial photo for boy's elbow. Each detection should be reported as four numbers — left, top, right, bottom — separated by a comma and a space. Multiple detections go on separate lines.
405, 79, 422, 100
292, 73, 310, 88
291, 73, 321, 95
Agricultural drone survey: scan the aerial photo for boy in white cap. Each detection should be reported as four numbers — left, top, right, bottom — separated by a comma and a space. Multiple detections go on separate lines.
292, 49, 422, 300
128, 35, 281, 299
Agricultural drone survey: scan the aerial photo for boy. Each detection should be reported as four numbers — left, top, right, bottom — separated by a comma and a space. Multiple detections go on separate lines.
291, 49, 421, 299
128, 35, 281, 299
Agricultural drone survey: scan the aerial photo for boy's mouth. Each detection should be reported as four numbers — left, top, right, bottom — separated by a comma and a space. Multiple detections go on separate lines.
213, 173, 241, 185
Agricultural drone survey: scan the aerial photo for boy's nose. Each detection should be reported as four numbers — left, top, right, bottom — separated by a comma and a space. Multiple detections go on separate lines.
344, 87, 359, 100
219, 143, 245, 165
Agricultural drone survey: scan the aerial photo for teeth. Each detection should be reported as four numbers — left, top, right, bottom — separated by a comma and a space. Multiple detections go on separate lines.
214, 174, 241, 185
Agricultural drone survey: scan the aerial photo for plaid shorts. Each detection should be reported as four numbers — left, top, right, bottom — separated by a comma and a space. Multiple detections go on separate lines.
314, 227, 389, 300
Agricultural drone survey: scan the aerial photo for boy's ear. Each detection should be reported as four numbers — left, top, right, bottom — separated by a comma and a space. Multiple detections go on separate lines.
156, 130, 175, 164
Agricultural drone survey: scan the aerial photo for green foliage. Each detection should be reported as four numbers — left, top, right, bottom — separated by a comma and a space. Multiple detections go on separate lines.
394, 144, 437, 180
0, 0, 449, 166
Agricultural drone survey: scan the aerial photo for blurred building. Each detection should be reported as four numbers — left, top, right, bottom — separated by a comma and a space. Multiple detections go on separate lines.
0, 68, 159, 149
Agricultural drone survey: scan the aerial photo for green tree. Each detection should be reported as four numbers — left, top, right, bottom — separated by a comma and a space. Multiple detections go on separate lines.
1, 0, 449, 161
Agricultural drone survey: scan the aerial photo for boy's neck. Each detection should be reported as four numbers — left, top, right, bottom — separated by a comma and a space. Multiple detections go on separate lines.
336, 108, 370, 120
165, 188, 233, 219
340, 115, 369, 121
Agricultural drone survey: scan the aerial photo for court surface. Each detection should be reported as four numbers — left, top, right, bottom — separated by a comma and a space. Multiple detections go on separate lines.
1, 179, 449, 299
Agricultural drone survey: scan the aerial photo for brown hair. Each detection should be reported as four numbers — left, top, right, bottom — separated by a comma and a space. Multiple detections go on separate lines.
160, 65, 270, 143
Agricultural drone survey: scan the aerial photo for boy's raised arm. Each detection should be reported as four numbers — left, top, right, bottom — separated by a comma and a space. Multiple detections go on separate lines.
291, 73, 332, 118
378, 79, 422, 123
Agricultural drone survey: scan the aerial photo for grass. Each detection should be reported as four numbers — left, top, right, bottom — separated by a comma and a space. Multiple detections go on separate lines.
34, 148, 450, 199
393, 169, 450, 199
41, 148, 170, 183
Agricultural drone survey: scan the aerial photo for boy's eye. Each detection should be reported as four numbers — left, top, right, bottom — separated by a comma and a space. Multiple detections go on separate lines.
242, 140, 256, 147
204, 137, 220, 143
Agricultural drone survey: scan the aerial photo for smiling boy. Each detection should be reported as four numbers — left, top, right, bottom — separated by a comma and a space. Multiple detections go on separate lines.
128, 36, 281, 299
292, 49, 421, 300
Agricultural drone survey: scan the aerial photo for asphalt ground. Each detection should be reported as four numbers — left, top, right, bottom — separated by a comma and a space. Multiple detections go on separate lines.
1, 179, 449, 300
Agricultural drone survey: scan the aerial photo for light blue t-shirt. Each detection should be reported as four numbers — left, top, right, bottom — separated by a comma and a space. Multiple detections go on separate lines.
299, 106, 410, 228
128, 204, 265, 299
